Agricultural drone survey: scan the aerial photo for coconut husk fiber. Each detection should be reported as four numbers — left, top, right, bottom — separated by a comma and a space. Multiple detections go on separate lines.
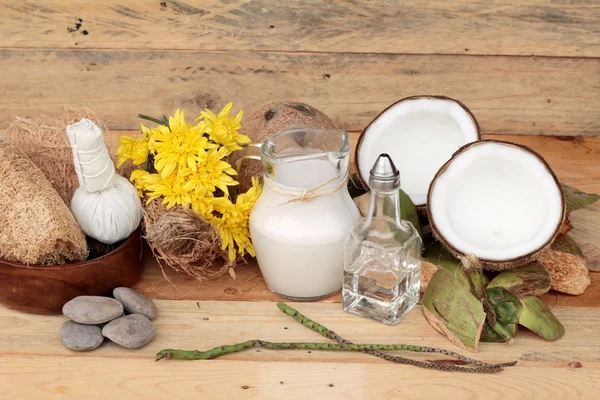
3, 107, 109, 206
143, 200, 238, 280
0, 136, 88, 265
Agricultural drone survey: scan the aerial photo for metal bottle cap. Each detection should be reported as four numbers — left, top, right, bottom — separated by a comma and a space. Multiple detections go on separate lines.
369, 153, 400, 191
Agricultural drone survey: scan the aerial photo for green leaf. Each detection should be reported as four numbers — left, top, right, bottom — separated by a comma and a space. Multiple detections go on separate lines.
487, 263, 551, 298
482, 287, 522, 343
551, 234, 583, 256
561, 183, 600, 213
462, 255, 489, 301
486, 287, 523, 325
422, 268, 486, 351
480, 322, 518, 343
423, 241, 462, 276
519, 296, 565, 341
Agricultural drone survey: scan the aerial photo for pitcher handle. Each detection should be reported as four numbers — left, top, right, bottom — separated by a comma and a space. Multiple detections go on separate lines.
234, 142, 263, 172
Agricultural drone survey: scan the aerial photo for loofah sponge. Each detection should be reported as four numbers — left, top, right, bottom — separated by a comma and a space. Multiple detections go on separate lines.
0, 136, 88, 265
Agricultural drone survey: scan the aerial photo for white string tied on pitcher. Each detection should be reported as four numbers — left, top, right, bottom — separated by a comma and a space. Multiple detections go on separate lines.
265, 176, 348, 206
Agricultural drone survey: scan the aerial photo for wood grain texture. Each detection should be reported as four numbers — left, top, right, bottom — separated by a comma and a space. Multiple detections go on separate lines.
1, 0, 599, 57
1, 49, 599, 135
2, 357, 599, 400
1, 301, 599, 399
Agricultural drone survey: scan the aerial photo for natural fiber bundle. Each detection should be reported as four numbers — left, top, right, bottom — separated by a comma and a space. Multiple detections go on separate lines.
0, 136, 88, 264
4, 107, 109, 206
143, 200, 236, 280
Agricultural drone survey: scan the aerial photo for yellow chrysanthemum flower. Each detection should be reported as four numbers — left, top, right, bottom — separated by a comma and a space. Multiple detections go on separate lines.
198, 102, 251, 154
191, 193, 216, 221
183, 147, 238, 197
116, 134, 149, 168
236, 177, 263, 213
141, 123, 152, 139
148, 109, 217, 178
141, 170, 194, 209
211, 177, 262, 261
129, 169, 150, 197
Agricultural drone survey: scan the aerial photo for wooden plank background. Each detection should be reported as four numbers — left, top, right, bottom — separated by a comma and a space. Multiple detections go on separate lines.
0, 0, 599, 136
2, 0, 599, 56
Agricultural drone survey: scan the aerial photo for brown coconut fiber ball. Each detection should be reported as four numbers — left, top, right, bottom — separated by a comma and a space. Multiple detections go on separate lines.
143, 200, 231, 280
0, 136, 88, 265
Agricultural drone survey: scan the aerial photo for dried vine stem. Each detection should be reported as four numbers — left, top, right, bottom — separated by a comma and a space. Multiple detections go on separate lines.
155, 303, 516, 373
276, 302, 517, 373
156, 340, 505, 362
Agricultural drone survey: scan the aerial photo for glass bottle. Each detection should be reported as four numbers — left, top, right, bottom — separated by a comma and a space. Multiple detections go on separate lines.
342, 153, 422, 324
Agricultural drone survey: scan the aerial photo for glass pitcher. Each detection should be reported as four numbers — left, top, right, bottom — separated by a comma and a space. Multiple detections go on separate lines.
248, 129, 360, 301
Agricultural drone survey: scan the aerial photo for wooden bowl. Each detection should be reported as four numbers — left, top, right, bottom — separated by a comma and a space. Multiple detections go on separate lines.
0, 229, 144, 314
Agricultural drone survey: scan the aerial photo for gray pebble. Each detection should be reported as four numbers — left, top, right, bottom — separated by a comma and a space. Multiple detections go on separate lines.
63, 296, 124, 325
60, 320, 104, 351
102, 314, 155, 349
113, 287, 158, 320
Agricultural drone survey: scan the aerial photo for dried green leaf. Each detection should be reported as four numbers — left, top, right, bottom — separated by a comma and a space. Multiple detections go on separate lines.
422, 268, 486, 352
487, 263, 551, 298
561, 183, 600, 213
481, 322, 518, 343
424, 241, 462, 276
552, 234, 584, 256
519, 296, 565, 341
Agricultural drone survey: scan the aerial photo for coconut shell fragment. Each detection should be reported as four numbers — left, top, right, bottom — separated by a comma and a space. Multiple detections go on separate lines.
537, 249, 591, 295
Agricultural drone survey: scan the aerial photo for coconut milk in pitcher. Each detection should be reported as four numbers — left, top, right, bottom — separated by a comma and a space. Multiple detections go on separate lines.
249, 129, 360, 301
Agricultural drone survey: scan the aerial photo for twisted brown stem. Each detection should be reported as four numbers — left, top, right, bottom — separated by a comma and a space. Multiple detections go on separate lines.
277, 302, 517, 373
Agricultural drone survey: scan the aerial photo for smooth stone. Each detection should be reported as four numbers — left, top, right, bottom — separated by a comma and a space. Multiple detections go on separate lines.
63, 296, 124, 325
102, 314, 155, 349
113, 287, 158, 320
60, 320, 104, 351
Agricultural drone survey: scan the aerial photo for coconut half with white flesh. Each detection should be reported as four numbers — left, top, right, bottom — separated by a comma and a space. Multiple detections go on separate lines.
428, 140, 566, 271
356, 96, 481, 209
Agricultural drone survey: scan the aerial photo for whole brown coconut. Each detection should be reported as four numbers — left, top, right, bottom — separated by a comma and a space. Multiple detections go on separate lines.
231, 101, 338, 195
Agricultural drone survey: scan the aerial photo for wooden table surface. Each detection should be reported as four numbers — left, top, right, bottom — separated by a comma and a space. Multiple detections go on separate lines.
1, 1, 600, 399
